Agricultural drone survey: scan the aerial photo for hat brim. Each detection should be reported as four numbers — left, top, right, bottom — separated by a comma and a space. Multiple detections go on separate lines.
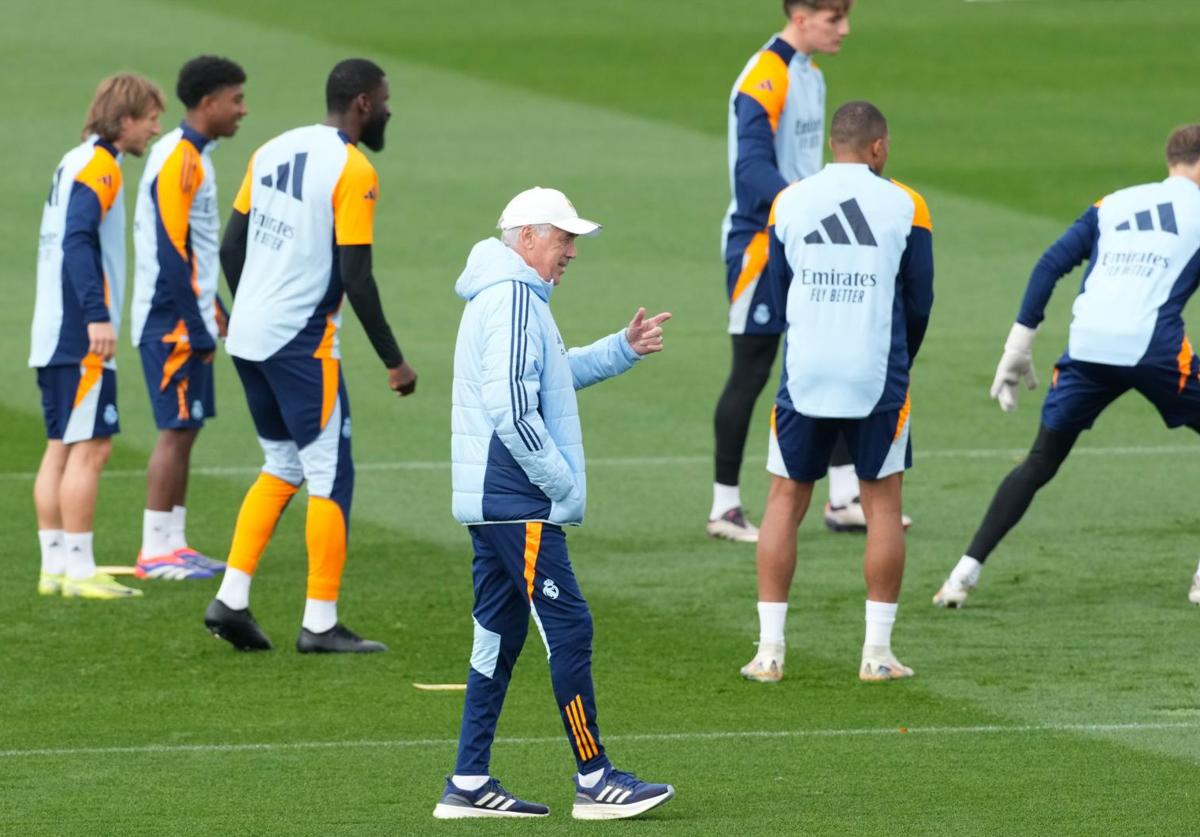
551, 217, 602, 237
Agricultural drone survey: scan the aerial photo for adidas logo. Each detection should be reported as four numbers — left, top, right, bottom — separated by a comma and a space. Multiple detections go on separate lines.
1115, 203, 1177, 235
260, 152, 308, 200
757, 79, 774, 92
363, 187, 377, 201
801, 199, 877, 247
594, 785, 635, 804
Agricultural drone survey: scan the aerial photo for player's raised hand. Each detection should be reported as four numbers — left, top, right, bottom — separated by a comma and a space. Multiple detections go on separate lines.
389, 360, 418, 397
625, 307, 672, 356
989, 322, 1038, 412
87, 321, 116, 361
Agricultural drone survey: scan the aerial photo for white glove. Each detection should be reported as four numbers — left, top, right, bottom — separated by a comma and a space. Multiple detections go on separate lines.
989, 323, 1038, 412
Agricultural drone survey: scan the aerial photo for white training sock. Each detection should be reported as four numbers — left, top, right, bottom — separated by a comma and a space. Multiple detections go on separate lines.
142, 509, 174, 557
63, 532, 96, 580
950, 555, 983, 588
710, 482, 742, 520
38, 529, 67, 575
1193, 558, 1200, 577
757, 601, 788, 647
828, 464, 858, 508
864, 600, 898, 651
302, 598, 338, 633
577, 767, 605, 788
451, 774, 489, 791
169, 505, 188, 551
216, 568, 253, 610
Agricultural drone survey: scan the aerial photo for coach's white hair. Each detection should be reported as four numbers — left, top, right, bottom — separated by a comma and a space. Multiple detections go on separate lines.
500, 223, 553, 248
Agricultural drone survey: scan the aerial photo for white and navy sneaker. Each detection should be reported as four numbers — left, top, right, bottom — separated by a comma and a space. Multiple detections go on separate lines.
432, 777, 549, 819
572, 766, 675, 820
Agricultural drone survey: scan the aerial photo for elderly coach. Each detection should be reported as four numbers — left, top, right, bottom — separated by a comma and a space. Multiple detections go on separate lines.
434, 187, 675, 821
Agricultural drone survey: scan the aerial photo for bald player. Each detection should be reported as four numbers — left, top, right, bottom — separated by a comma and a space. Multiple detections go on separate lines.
740, 101, 934, 683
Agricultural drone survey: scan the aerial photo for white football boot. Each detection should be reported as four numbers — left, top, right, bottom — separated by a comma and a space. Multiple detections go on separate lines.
707, 507, 759, 543
824, 499, 912, 533
1189, 574, 1200, 606
740, 642, 784, 683
859, 646, 914, 682
933, 556, 983, 609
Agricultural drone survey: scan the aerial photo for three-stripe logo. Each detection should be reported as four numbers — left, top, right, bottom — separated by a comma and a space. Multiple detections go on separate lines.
1115, 203, 1177, 235
594, 785, 635, 804
801, 199, 878, 247
473, 791, 517, 812
260, 152, 308, 201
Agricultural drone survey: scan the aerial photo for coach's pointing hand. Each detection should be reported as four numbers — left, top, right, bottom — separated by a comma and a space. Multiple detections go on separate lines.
389, 361, 418, 397
626, 308, 672, 356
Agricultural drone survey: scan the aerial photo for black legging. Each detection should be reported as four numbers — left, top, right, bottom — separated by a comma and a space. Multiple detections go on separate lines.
966, 423, 1080, 563
712, 334, 852, 485
713, 335, 778, 485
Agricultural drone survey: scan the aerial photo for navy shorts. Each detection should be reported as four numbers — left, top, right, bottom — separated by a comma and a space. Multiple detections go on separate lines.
233, 354, 352, 513
139, 340, 215, 430
1042, 356, 1200, 433
37, 358, 119, 443
726, 233, 784, 336
767, 399, 912, 482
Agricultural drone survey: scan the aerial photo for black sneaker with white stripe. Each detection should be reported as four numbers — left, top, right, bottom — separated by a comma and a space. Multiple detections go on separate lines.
432, 777, 549, 819
572, 766, 675, 820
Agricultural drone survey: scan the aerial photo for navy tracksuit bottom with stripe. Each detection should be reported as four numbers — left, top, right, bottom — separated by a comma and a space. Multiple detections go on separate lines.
454, 522, 609, 776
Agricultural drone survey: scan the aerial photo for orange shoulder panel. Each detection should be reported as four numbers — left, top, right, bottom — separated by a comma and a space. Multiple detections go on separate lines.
891, 179, 932, 232
232, 152, 256, 214
156, 140, 205, 261
1093, 197, 1104, 208
737, 50, 789, 132
333, 144, 378, 246
73, 146, 122, 216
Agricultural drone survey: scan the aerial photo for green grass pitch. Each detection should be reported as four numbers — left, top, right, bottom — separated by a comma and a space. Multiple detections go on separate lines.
3, 0, 1200, 833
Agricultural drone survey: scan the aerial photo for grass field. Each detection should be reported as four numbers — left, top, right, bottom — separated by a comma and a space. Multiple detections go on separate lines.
4, 0, 1200, 833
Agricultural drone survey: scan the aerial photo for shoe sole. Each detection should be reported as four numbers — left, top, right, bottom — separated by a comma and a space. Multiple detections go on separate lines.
136, 567, 215, 580
933, 586, 969, 609
859, 667, 914, 682
740, 670, 782, 683
572, 787, 675, 821
705, 523, 758, 543
824, 517, 913, 534
824, 517, 867, 533
432, 803, 547, 819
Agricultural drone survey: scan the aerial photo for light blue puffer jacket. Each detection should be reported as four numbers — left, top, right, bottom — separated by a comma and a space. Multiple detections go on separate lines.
451, 238, 641, 526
